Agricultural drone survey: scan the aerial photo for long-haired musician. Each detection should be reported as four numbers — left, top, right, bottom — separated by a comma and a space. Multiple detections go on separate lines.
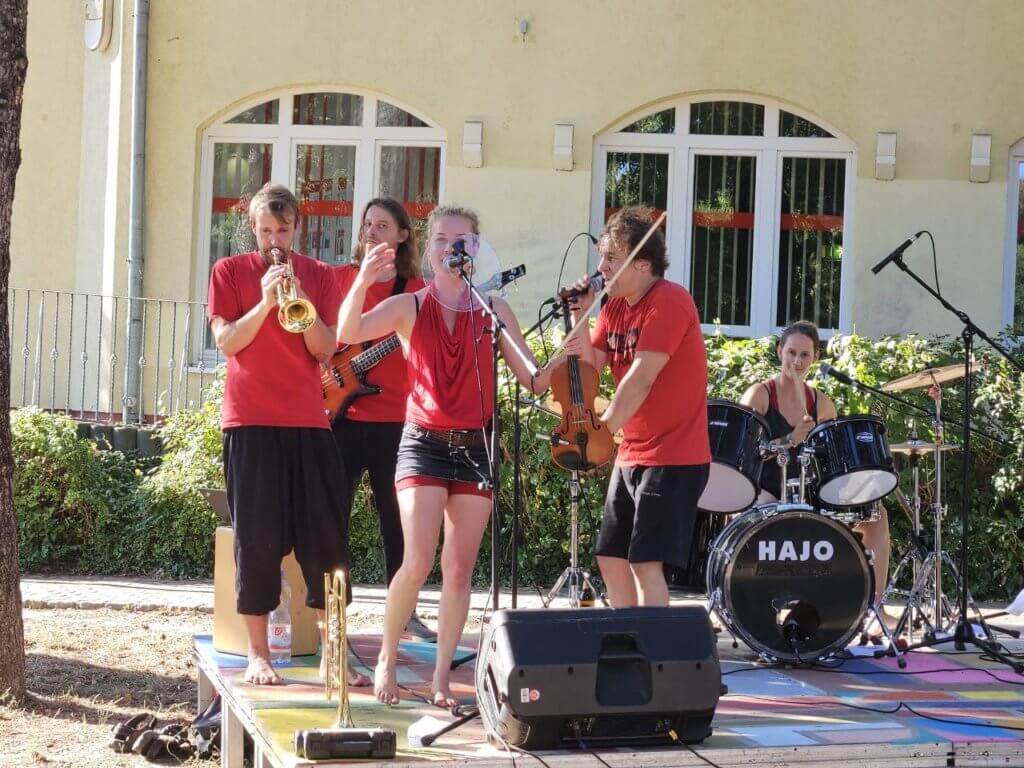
739, 320, 891, 614
208, 183, 365, 686
337, 204, 548, 707
331, 198, 433, 639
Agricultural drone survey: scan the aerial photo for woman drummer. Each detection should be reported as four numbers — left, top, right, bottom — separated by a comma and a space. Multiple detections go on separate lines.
739, 320, 891, 614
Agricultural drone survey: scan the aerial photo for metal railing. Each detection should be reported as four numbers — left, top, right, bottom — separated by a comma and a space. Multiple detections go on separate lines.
8, 288, 224, 424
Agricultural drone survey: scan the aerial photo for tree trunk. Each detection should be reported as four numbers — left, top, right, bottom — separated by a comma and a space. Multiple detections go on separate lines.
0, 0, 29, 700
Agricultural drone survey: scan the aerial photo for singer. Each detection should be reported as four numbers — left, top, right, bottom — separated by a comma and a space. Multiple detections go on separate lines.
337, 204, 549, 707
739, 321, 892, 622
557, 206, 710, 607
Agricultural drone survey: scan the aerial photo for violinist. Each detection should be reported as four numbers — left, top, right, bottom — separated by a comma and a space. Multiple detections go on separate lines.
560, 206, 710, 607
337, 204, 547, 707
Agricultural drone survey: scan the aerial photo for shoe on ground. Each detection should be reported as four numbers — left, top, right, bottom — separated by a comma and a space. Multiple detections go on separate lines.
405, 613, 437, 642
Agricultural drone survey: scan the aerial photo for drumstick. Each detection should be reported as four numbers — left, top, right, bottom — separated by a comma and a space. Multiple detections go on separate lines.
546, 210, 668, 360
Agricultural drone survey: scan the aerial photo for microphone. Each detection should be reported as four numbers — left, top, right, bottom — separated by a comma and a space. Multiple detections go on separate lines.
477, 264, 527, 293
871, 231, 924, 275
779, 601, 820, 644
556, 272, 604, 303
817, 362, 854, 386
443, 239, 473, 270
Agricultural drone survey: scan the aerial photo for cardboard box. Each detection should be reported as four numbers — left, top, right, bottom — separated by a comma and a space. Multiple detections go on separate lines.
213, 526, 320, 657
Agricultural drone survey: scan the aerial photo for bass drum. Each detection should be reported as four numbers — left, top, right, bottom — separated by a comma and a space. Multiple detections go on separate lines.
707, 503, 873, 663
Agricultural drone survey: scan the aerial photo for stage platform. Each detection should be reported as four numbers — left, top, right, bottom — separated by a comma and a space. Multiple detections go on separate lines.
194, 632, 1024, 767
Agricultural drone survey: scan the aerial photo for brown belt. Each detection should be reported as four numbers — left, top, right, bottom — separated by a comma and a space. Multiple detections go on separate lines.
406, 423, 487, 449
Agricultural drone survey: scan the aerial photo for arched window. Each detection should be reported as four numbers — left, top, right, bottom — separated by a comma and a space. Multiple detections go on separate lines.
196, 89, 445, 350
593, 96, 855, 337
1004, 139, 1024, 330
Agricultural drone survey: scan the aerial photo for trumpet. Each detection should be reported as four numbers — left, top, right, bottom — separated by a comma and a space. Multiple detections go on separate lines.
271, 248, 317, 333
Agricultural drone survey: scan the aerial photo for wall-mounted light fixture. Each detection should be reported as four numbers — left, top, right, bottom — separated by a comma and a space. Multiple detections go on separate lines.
463, 121, 483, 168
969, 133, 992, 183
553, 124, 574, 171
875, 132, 897, 181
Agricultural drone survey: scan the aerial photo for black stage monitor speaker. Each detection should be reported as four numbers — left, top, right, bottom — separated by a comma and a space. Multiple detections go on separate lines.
475, 606, 724, 750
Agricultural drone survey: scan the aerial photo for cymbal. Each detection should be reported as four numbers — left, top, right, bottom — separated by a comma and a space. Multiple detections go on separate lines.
880, 361, 983, 392
543, 395, 612, 417
889, 440, 960, 455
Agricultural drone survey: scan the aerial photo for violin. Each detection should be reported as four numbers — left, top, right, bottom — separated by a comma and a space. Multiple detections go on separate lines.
548, 296, 615, 472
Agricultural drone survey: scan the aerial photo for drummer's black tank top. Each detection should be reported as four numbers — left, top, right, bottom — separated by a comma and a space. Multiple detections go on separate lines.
759, 379, 818, 501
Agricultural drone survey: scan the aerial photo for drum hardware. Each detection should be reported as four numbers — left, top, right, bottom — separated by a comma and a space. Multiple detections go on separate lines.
870, 246, 1024, 673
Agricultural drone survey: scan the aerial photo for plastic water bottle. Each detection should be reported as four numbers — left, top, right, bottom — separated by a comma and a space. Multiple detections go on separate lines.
267, 570, 292, 664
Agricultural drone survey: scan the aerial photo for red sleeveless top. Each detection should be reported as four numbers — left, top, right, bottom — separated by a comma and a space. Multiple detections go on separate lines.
405, 290, 495, 430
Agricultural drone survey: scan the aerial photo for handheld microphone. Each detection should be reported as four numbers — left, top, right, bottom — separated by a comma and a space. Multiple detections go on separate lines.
443, 239, 473, 270
871, 231, 925, 275
817, 362, 854, 386
557, 272, 604, 302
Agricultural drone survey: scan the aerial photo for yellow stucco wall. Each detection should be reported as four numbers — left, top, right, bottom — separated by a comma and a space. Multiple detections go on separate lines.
14, 0, 1024, 341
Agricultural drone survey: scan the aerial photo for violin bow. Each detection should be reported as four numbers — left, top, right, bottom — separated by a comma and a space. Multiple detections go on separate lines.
546, 210, 667, 361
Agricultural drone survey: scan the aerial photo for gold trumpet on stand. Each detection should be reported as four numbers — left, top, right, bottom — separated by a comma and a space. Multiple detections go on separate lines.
270, 248, 317, 333
293, 571, 397, 760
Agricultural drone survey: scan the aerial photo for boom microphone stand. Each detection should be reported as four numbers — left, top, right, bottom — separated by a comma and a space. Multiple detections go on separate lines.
878, 249, 1024, 673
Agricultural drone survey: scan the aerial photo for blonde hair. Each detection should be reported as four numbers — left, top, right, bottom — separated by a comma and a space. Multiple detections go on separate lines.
248, 183, 300, 226
426, 204, 480, 236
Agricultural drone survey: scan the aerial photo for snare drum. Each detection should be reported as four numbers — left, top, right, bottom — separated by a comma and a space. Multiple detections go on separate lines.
806, 415, 897, 506
706, 502, 873, 663
698, 400, 770, 514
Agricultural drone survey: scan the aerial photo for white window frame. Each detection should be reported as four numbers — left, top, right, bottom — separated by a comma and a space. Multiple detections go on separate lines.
1002, 141, 1024, 328
593, 95, 856, 338
192, 88, 446, 364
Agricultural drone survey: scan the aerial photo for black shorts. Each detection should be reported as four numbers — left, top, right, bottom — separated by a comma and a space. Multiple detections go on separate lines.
596, 463, 710, 568
394, 424, 491, 491
223, 426, 347, 615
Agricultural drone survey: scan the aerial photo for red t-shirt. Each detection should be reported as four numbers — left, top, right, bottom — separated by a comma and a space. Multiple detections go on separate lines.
592, 279, 710, 467
405, 290, 495, 430
207, 250, 342, 430
333, 265, 426, 422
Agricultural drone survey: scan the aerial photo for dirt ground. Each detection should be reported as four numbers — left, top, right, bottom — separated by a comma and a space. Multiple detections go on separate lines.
0, 606, 389, 768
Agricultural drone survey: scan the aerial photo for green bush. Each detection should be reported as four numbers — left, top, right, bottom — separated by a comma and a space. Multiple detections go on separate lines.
12, 333, 1023, 602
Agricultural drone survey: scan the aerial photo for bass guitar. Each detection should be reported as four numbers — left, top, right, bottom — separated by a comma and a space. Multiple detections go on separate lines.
321, 335, 402, 421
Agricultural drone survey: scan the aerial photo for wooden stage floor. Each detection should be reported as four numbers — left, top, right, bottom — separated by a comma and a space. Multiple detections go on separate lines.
194, 630, 1024, 767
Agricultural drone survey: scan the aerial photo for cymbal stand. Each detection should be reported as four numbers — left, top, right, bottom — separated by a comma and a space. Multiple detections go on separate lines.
545, 470, 605, 608
884, 396, 961, 641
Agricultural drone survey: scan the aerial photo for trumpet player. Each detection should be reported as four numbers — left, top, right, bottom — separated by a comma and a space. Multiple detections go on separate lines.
208, 183, 367, 687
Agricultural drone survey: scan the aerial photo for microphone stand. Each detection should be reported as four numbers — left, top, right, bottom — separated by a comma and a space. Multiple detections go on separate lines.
884, 254, 1024, 673
449, 266, 539, 670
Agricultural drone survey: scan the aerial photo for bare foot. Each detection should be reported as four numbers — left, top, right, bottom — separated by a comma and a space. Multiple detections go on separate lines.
245, 655, 281, 685
432, 672, 458, 709
374, 662, 399, 705
348, 667, 371, 687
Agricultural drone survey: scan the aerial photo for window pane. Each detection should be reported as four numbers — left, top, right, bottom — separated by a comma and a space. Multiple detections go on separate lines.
776, 157, 846, 329
295, 144, 356, 265
689, 101, 764, 136
779, 111, 834, 138
690, 155, 756, 326
621, 108, 675, 134
1015, 161, 1024, 328
376, 101, 427, 127
208, 142, 272, 346
292, 92, 363, 126
378, 146, 441, 238
225, 100, 279, 124
604, 152, 668, 223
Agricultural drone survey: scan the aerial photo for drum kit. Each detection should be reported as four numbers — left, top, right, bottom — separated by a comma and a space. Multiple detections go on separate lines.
698, 363, 982, 665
